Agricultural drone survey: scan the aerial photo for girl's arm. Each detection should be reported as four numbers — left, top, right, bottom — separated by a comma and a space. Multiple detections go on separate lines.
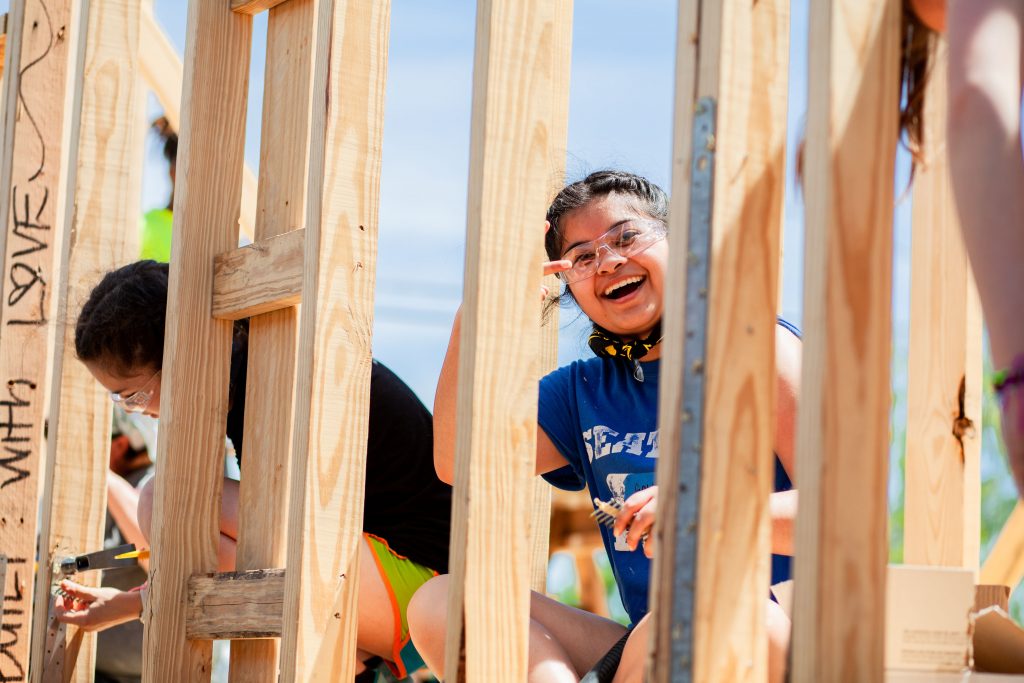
774, 324, 801, 483
433, 306, 570, 485
106, 470, 150, 571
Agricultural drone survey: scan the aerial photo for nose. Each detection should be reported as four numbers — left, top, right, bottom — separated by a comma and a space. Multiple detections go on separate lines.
596, 245, 627, 274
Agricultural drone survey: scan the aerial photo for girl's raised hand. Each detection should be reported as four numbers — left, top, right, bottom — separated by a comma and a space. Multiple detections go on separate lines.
613, 486, 657, 559
542, 221, 571, 300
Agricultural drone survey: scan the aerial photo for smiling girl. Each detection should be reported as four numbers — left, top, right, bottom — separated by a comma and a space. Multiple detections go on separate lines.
408, 170, 800, 682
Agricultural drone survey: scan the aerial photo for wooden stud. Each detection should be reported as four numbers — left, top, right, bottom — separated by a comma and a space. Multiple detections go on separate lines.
980, 502, 1024, 588
230, 1, 314, 680
903, 38, 983, 570
649, 0, 790, 680
212, 229, 305, 320
791, 0, 901, 680
186, 570, 285, 641
0, 1, 77, 679
140, 2, 252, 680
277, 2, 390, 680
28, 0, 144, 680
441, 1, 569, 680
138, 5, 258, 242
232, 0, 294, 16
527, 0, 574, 595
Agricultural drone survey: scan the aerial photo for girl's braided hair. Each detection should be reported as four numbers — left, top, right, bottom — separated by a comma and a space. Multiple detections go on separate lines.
75, 260, 168, 374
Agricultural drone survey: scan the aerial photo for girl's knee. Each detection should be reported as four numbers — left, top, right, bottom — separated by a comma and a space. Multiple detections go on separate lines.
137, 477, 155, 542
408, 574, 449, 631
766, 599, 792, 683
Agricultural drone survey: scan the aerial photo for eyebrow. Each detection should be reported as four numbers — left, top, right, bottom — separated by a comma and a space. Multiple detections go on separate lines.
561, 218, 634, 255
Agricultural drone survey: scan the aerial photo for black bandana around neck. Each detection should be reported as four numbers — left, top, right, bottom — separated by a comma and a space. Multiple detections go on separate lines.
588, 321, 663, 381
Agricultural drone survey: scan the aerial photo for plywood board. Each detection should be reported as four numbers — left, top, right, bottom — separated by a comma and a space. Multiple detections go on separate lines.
791, 0, 901, 680
277, 2, 390, 680
139, 2, 252, 680
904, 37, 983, 570
28, 1, 144, 680
0, 2, 76, 679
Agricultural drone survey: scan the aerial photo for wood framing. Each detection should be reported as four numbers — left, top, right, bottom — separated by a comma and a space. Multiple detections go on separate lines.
648, 0, 789, 679
138, 5, 257, 242
231, 1, 314, 680
903, 38, 983, 570
186, 569, 285, 640
0, 2, 77, 679
212, 229, 305, 320
791, 0, 901, 680
232, 0, 293, 16
140, 2, 252, 679
980, 503, 1024, 587
277, 2, 390, 680
527, 0, 574, 595
28, 1, 145, 680
441, 1, 572, 680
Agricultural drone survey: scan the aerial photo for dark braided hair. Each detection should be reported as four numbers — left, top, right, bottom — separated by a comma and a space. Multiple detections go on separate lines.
545, 170, 668, 306
75, 260, 169, 375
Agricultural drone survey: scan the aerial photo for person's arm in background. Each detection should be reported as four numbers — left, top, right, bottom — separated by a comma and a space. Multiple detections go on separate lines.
433, 258, 572, 485
770, 324, 802, 556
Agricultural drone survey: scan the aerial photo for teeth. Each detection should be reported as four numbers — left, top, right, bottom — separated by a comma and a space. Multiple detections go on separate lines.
604, 276, 643, 297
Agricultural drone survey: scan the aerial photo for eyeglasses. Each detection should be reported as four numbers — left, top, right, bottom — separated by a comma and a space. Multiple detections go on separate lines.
559, 219, 667, 284
110, 370, 161, 414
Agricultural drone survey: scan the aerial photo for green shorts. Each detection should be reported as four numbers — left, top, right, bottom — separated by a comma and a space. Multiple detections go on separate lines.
364, 533, 438, 679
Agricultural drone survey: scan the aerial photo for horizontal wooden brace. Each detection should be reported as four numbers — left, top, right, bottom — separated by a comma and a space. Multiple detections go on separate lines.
212, 229, 304, 320
231, 0, 293, 16
186, 568, 285, 640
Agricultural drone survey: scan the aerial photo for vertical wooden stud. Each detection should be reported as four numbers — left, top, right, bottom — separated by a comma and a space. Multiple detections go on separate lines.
138, 5, 257, 243
140, 2, 252, 680
0, 1, 76, 679
231, 1, 314, 680
28, 0, 144, 680
650, 0, 790, 680
903, 37, 983, 570
790, 0, 901, 680
527, 0, 573, 595
277, 1, 390, 680
442, 1, 568, 680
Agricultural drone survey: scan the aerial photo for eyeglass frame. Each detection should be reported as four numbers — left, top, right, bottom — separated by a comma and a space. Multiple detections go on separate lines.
557, 218, 667, 284
110, 369, 161, 414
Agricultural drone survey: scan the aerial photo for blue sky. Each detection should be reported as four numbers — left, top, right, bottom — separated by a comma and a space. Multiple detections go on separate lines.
140, 0, 817, 406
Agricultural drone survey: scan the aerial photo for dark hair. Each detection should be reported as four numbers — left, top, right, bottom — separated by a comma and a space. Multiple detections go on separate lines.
544, 170, 668, 309
899, 0, 939, 167
545, 170, 668, 262
152, 116, 178, 166
75, 260, 169, 374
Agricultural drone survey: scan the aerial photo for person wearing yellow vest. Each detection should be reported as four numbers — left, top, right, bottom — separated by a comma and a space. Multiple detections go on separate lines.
139, 117, 176, 263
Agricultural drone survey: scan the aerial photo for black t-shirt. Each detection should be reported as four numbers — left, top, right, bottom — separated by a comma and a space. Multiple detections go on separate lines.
226, 321, 452, 573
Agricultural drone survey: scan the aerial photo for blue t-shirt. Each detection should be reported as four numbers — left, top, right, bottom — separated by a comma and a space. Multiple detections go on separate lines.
539, 344, 795, 625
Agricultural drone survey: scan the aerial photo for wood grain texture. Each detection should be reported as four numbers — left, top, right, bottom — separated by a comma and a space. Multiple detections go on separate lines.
980, 503, 1024, 587
0, 1, 76, 679
904, 38, 983, 570
790, 0, 901, 680
648, 0, 789, 680
230, 1, 313, 680
28, 1, 144, 680
232, 0, 293, 16
212, 229, 305, 320
442, 2, 566, 680
138, 5, 257, 242
277, 2, 390, 680
140, 2, 251, 680
526, 0, 573, 596
186, 569, 285, 640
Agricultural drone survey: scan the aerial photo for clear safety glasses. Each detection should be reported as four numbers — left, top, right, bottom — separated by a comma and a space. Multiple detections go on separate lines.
110, 370, 161, 414
559, 219, 667, 284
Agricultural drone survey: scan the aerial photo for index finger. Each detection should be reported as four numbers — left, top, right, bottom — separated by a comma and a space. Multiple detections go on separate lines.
544, 259, 572, 277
